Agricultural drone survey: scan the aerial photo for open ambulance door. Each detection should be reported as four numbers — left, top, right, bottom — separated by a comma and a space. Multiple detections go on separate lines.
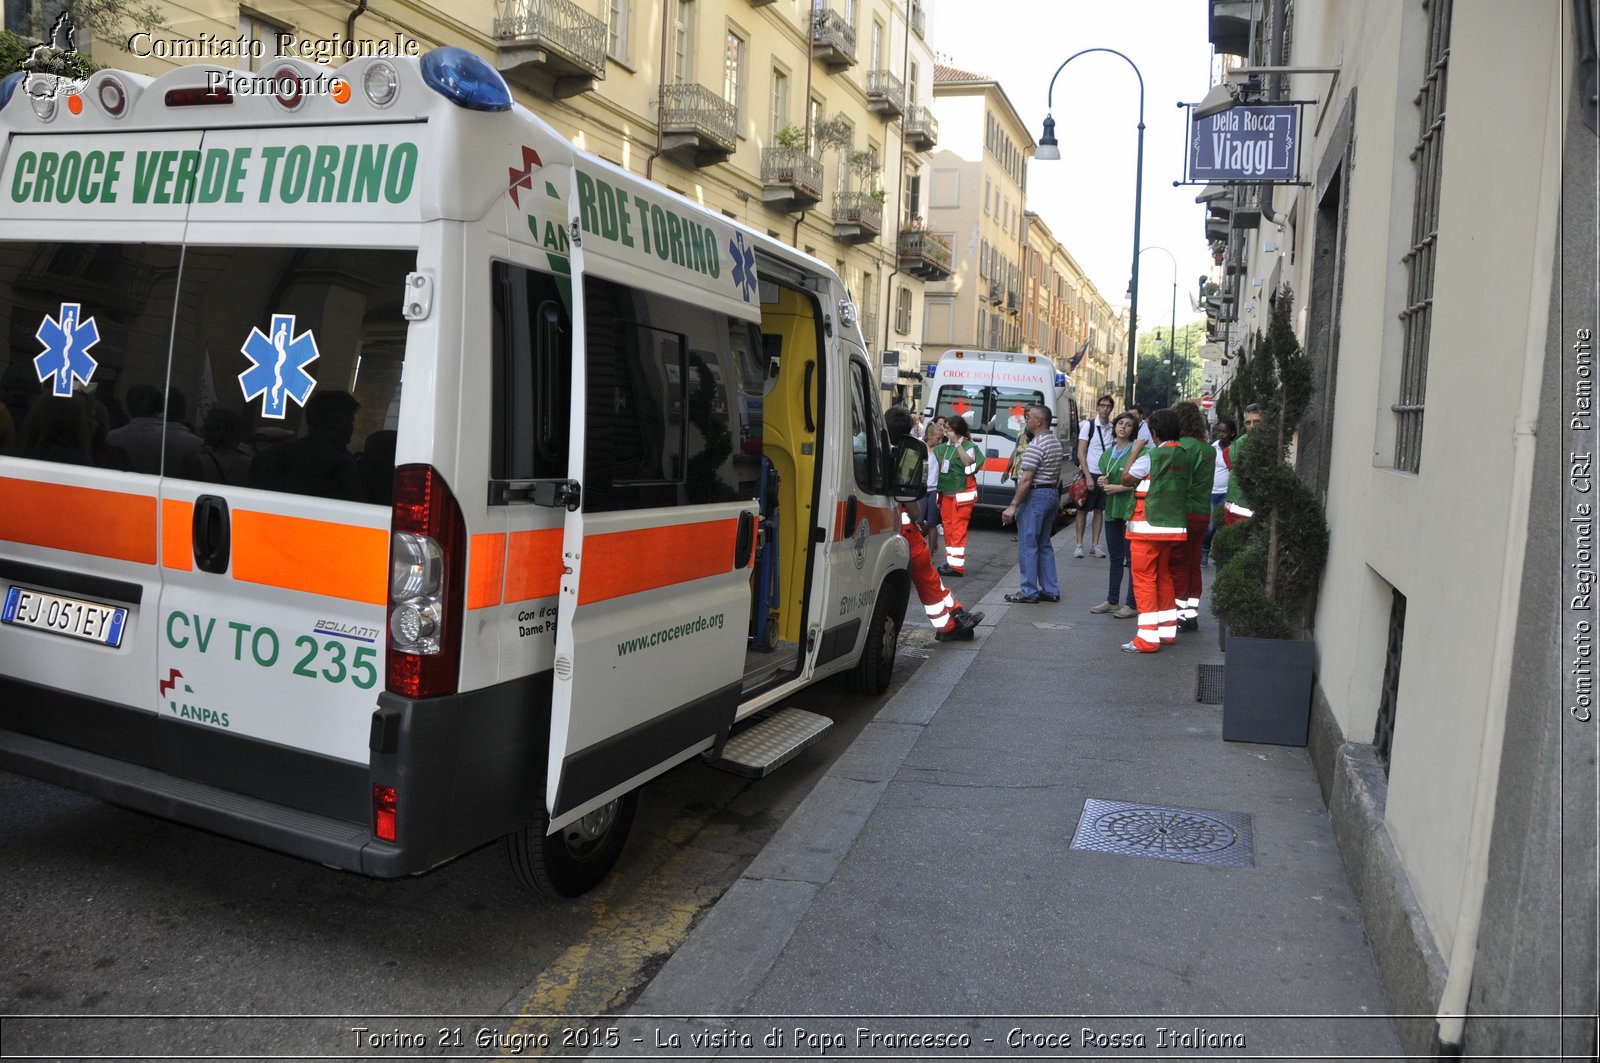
537, 180, 764, 894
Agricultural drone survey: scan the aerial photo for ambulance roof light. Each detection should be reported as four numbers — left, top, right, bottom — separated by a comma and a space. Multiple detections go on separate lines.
420, 47, 511, 112
0, 72, 23, 113
1055, 372, 1067, 387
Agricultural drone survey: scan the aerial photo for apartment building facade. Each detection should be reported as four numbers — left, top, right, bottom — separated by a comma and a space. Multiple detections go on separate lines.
1206, 0, 1595, 1055
1019, 211, 1124, 403
19, 0, 949, 384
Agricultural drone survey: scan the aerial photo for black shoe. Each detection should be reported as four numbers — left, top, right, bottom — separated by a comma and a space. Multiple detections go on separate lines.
1039, 593, 1061, 602
937, 564, 963, 577
1178, 618, 1200, 633
1004, 592, 1040, 604
936, 610, 982, 642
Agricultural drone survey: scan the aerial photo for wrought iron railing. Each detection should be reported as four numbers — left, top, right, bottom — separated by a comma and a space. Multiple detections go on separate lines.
761, 146, 824, 198
811, 8, 856, 61
659, 83, 737, 152
833, 190, 883, 232
866, 68, 905, 113
897, 228, 952, 273
493, 0, 607, 77
904, 104, 938, 146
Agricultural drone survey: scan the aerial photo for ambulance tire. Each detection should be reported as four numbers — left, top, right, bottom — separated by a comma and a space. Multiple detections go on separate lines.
504, 790, 639, 898
846, 591, 898, 695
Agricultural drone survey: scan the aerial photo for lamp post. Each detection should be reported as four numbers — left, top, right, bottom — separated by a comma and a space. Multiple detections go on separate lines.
1139, 245, 1178, 406
1037, 47, 1145, 407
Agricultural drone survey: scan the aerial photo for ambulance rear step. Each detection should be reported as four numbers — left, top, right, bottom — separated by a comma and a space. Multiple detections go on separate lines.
703, 707, 832, 778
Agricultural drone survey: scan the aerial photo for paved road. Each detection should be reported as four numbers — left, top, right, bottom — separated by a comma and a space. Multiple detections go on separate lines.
0, 524, 1018, 1059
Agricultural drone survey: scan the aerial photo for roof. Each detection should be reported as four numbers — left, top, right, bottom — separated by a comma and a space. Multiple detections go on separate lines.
933, 62, 993, 84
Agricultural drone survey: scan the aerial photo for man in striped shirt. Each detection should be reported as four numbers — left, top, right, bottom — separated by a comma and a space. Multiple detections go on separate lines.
1002, 405, 1062, 604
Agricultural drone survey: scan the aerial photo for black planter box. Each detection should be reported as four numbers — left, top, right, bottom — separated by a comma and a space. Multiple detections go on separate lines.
1221, 636, 1316, 746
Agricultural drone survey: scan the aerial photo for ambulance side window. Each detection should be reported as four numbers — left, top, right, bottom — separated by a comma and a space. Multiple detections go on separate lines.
0, 242, 182, 472
581, 276, 758, 512
848, 360, 883, 494
491, 261, 571, 483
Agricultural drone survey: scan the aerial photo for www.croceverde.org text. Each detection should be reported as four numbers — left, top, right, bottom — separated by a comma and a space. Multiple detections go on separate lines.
616, 612, 724, 656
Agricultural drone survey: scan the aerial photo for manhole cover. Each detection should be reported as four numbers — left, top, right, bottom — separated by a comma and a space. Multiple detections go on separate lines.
1070, 798, 1254, 867
1197, 663, 1225, 704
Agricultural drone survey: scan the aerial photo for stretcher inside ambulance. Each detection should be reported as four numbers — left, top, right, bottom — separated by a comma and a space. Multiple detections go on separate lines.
0, 50, 917, 897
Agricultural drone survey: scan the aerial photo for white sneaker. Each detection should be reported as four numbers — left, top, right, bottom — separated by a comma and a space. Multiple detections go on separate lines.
1090, 545, 1107, 558
1073, 544, 1085, 558
1089, 601, 1114, 614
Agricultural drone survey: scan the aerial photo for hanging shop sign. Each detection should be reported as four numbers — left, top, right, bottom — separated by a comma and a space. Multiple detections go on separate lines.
1186, 104, 1301, 183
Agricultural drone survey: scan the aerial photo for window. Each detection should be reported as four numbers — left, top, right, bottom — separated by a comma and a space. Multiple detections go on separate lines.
723, 29, 746, 120
606, 0, 630, 62
907, 61, 919, 106
239, 11, 289, 73
848, 359, 881, 492
979, 239, 989, 278
870, 20, 883, 68
984, 178, 991, 214
905, 169, 921, 219
770, 68, 789, 139
1394, 0, 1452, 472
492, 262, 571, 483
895, 287, 912, 335
671, 0, 695, 84
581, 275, 768, 511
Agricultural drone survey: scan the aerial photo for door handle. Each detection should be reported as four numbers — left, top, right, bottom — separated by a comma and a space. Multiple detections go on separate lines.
734, 511, 756, 569
843, 494, 858, 533
803, 361, 816, 433
191, 495, 231, 574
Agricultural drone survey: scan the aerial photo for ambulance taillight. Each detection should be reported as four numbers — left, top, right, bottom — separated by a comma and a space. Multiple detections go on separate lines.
373, 785, 398, 842
387, 465, 466, 698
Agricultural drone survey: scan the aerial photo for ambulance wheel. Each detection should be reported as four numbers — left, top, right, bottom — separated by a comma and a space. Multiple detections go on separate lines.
847, 593, 898, 695
504, 791, 639, 898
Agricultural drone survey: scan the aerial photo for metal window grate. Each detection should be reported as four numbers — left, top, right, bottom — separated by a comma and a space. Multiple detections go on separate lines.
1374, 588, 1408, 771
1394, 0, 1452, 472
1196, 663, 1226, 704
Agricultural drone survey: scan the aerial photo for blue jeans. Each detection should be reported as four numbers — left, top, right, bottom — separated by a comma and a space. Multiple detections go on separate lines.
1105, 519, 1135, 606
1017, 487, 1060, 598
1204, 490, 1225, 553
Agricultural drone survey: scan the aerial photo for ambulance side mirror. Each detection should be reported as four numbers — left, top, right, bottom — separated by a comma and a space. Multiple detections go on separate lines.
889, 437, 927, 504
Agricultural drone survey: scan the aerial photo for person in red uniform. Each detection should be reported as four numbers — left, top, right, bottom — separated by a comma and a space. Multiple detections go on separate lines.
885, 406, 982, 642
1170, 401, 1216, 632
1121, 408, 1191, 653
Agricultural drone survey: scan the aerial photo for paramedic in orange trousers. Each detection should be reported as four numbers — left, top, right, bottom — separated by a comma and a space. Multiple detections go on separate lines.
1121, 408, 1191, 653
885, 406, 982, 642
934, 414, 981, 577
1170, 401, 1216, 632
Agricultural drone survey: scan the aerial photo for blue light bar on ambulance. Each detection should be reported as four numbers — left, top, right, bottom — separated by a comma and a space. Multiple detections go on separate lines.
1056, 373, 1067, 387
0, 72, 24, 112
420, 47, 511, 112
925, 365, 936, 378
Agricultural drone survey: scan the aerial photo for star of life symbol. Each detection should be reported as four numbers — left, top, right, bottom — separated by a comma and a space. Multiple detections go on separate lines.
34, 302, 100, 396
728, 232, 758, 303
239, 313, 320, 419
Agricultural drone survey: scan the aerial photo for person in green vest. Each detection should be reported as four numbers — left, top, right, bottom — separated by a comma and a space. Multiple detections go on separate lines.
1171, 401, 1217, 632
932, 414, 983, 576
1223, 402, 1263, 525
1090, 412, 1141, 618
1120, 408, 1192, 653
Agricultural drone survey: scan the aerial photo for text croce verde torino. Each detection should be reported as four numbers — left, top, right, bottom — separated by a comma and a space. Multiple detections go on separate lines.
9, 142, 418, 206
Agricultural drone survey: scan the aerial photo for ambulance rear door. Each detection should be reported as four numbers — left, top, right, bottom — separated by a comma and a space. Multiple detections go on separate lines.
0, 130, 200, 760
152, 124, 422, 812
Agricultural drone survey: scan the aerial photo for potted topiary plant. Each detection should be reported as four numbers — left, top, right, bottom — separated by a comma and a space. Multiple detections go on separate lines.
1208, 285, 1329, 746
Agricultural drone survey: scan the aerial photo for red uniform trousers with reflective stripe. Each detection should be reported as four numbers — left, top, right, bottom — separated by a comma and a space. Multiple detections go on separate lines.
901, 512, 962, 632
1169, 513, 1210, 623
1130, 539, 1178, 651
939, 493, 975, 572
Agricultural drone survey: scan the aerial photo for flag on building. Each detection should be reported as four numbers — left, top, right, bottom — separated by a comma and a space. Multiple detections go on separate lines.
1066, 339, 1089, 372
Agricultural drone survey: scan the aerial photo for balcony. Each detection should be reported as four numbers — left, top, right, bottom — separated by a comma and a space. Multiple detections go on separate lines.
493, 0, 606, 98
760, 146, 824, 210
811, 8, 857, 69
659, 83, 737, 167
833, 190, 882, 244
911, 0, 926, 40
866, 69, 905, 118
748, 0, 778, 6
897, 228, 953, 280
1005, 289, 1020, 315
903, 105, 938, 152
986, 280, 1002, 304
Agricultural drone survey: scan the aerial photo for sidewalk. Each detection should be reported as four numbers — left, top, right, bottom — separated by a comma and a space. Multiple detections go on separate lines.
618, 538, 1404, 1061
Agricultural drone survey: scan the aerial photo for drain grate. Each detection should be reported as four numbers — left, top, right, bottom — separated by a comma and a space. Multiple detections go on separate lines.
1070, 798, 1254, 867
1196, 663, 1226, 704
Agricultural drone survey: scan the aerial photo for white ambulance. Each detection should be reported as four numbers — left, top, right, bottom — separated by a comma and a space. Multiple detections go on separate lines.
923, 350, 1079, 512
0, 50, 923, 897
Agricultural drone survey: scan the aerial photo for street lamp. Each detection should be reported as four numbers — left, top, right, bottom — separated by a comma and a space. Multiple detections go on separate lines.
1037, 47, 1145, 406
1139, 245, 1178, 406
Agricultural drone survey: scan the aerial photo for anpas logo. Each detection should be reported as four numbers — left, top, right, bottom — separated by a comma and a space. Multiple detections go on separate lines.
159, 669, 231, 730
